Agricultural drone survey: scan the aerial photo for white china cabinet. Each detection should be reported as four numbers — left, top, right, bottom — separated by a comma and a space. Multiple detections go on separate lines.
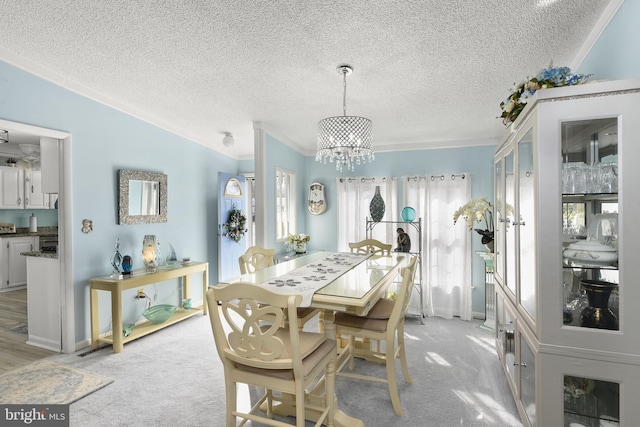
493, 79, 640, 427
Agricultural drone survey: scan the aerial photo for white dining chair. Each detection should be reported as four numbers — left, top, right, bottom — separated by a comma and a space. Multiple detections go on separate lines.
334, 255, 418, 416
206, 283, 336, 427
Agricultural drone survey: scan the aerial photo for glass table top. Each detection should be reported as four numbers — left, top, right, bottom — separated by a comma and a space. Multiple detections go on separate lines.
221, 251, 408, 300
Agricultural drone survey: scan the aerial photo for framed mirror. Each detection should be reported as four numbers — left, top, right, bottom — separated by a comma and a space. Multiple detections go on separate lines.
118, 169, 168, 224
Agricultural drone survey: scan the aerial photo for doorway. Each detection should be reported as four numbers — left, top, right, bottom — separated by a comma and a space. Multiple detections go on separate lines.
0, 118, 72, 354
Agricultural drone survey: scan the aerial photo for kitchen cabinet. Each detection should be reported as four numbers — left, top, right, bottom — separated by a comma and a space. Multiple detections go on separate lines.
0, 236, 38, 289
25, 170, 46, 209
493, 79, 640, 426
0, 167, 56, 209
0, 166, 24, 209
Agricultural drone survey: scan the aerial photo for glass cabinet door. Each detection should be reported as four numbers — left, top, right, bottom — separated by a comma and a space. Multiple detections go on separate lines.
505, 150, 516, 296
560, 118, 619, 331
494, 157, 504, 287
564, 375, 619, 426
518, 131, 536, 321
520, 334, 536, 426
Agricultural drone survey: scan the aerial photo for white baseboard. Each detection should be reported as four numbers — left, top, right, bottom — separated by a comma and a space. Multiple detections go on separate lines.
472, 311, 486, 320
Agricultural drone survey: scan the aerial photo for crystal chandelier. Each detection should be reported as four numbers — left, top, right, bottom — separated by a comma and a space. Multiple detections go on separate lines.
316, 65, 373, 172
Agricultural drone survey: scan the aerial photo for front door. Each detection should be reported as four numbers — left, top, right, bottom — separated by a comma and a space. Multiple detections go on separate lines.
218, 173, 247, 282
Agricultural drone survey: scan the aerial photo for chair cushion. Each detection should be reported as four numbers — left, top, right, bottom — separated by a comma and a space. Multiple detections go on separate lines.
237, 338, 336, 380
334, 298, 395, 332
362, 298, 394, 319
271, 328, 326, 359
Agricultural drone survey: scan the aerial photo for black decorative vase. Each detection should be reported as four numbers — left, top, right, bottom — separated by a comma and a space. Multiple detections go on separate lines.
580, 279, 618, 330
369, 186, 385, 222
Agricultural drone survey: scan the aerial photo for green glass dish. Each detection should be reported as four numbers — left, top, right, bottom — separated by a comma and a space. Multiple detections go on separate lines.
142, 304, 177, 324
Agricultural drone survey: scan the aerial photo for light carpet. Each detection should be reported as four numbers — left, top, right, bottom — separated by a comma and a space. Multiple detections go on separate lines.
0, 359, 113, 404
46, 313, 521, 427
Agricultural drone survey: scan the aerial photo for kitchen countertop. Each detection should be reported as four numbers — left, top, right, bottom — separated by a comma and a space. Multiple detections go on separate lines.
0, 226, 58, 238
20, 250, 58, 259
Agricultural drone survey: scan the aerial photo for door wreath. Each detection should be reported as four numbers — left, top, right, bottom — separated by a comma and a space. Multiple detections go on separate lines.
223, 208, 248, 243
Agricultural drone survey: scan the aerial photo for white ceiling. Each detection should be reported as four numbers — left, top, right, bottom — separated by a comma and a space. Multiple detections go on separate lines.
0, 0, 619, 160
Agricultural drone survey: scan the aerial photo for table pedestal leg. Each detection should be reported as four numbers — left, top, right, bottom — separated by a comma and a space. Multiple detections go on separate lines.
260, 395, 363, 427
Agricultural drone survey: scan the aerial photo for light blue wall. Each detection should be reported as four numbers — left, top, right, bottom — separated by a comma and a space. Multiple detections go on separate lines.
0, 60, 240, 343
264, 133, 308, 253
577, 0, 640, 80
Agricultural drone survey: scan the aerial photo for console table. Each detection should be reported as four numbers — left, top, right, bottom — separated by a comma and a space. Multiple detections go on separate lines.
90, 262, 209, 353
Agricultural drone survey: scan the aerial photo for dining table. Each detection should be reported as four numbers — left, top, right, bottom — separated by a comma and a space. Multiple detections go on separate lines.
219, 250, 410, 427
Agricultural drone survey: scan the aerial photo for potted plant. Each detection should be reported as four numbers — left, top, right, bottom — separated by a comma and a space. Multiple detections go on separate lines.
453, 197, 494, 251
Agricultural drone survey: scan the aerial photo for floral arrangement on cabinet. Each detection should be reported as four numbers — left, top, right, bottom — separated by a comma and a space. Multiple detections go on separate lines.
499, 65, 592, 125
287, 233, 310, 253
223, 208, 248, 243
454, 197, 494, 249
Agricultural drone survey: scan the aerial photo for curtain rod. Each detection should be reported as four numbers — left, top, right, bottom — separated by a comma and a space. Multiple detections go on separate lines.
338, 177, 390, 183
404, 173, 466, 181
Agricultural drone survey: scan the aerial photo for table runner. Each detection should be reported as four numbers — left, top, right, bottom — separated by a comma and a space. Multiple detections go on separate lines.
259, 252, 370, 307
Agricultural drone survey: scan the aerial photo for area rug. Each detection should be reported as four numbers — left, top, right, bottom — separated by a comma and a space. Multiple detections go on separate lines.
0, 359, 113, 404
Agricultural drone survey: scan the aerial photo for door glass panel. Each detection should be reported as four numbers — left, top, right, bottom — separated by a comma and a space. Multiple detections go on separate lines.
504, 311, 516, 384
518, 131, 536, 320
496, 296, 505, 356
505, 150, 516, 296
564, 375, 619, 426
494, 158, 504, 286
520, 335, 536, 426
561, 118, 619, 331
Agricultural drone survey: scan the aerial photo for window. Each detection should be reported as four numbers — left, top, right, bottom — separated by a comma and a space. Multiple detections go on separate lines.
241, 174, 256, 247
275, 168, 296, 241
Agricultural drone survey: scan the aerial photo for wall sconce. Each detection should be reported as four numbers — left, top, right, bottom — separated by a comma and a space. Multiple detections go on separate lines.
222, 132, 234, 147
142, 235, 160, 272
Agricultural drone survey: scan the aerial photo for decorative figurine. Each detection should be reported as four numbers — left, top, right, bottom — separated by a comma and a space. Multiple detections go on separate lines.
110, 238, 123, 276
81, 219, 93, 234
396, 228, 411, 253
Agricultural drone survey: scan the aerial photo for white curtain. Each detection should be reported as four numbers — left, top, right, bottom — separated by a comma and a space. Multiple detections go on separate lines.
336, 177, 398, 251
403, 174, 472, 320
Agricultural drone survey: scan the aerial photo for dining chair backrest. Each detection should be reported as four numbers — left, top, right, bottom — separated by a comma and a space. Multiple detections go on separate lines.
238, 246, 275, 274
393, 255, 419, 321
206, 283, 336, 426
207, 283, 305, 369
349, 239, 392, 255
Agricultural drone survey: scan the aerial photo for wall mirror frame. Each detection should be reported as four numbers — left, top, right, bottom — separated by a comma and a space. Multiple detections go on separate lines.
118, 169, 168, 224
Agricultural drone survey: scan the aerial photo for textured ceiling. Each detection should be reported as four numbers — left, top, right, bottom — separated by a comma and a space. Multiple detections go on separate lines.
0, 0, 618, 160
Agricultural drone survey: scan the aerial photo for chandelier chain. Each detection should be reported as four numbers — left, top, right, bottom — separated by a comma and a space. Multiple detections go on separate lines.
342, 69, 347, 117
